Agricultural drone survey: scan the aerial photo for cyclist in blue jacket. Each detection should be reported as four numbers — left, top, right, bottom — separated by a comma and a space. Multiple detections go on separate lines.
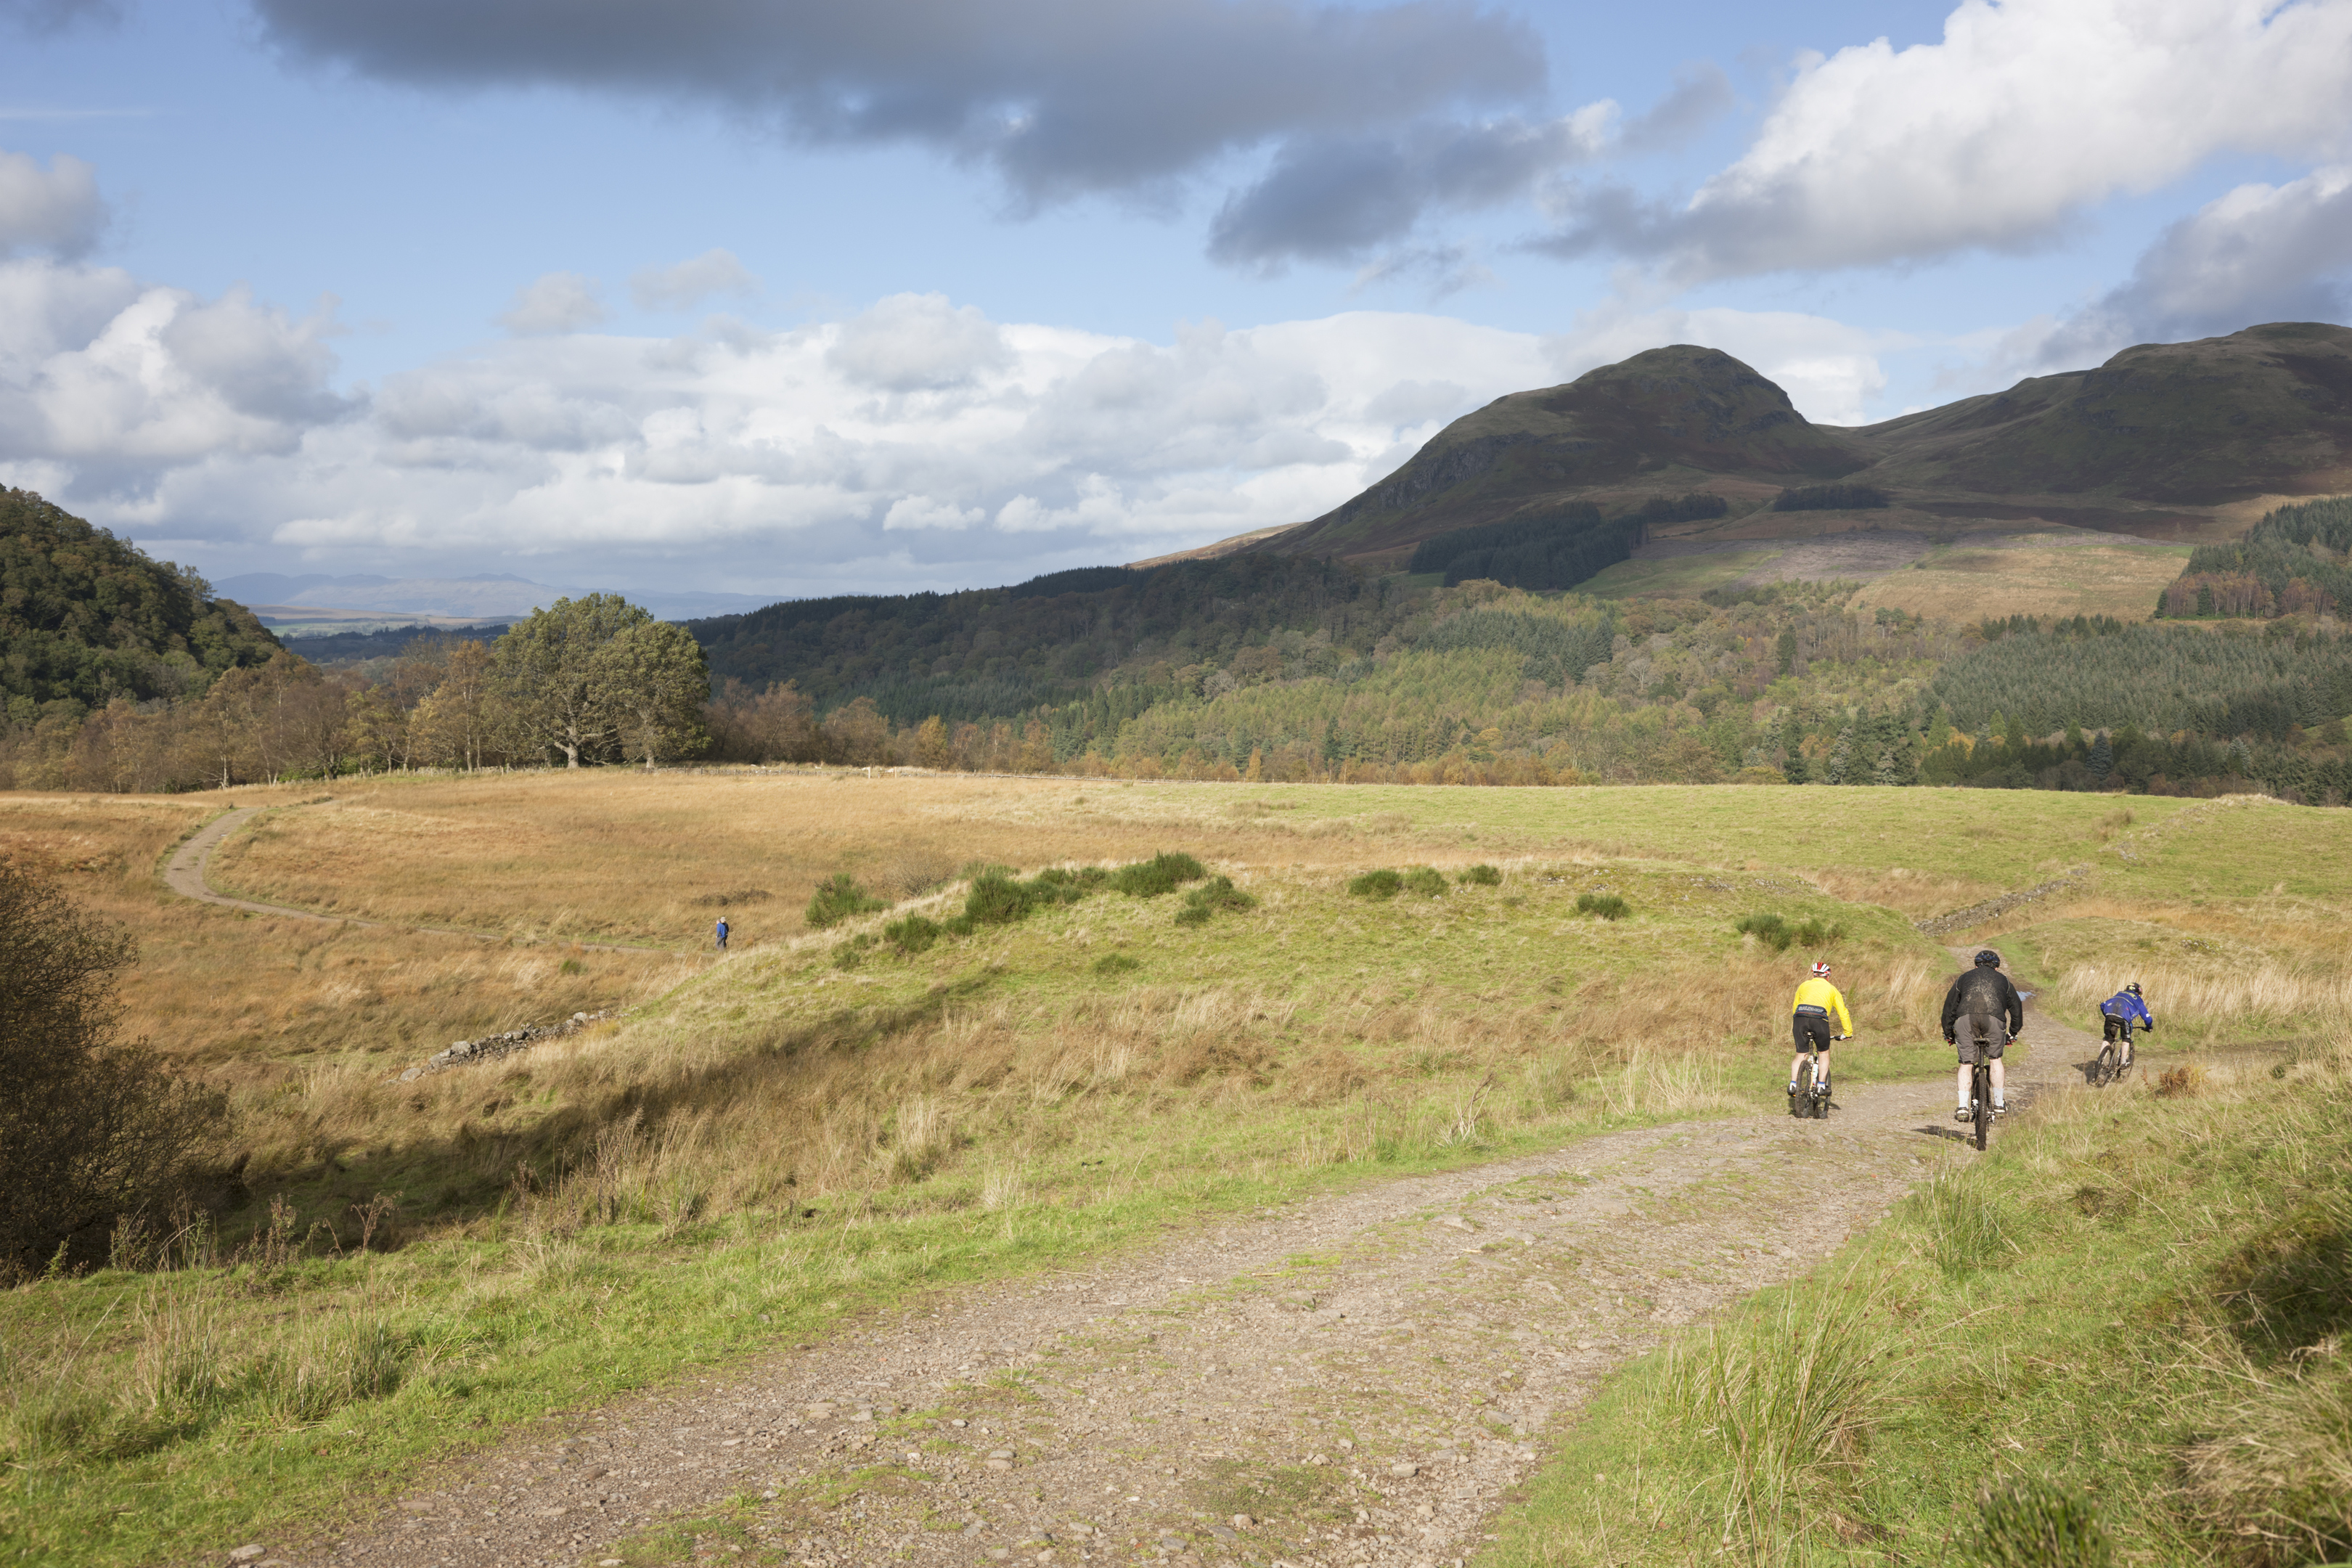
2098, 981, 2152, 1069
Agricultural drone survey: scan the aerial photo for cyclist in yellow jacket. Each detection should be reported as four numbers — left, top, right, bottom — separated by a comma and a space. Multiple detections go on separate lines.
1789, 961, 1853, 1098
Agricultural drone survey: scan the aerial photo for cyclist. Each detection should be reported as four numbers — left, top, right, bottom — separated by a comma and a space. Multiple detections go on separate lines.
2098, 981, 2153, 1070
1789, 960, 1853, 1101
1942, 948, 2025, 1120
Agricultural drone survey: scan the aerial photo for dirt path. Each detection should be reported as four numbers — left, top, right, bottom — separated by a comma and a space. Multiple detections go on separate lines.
250, 1002, 2115, 1568
164, 809, 682, 956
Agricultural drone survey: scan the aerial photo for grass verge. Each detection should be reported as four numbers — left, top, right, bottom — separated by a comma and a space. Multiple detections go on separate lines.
1482, 1036, 2352, 1567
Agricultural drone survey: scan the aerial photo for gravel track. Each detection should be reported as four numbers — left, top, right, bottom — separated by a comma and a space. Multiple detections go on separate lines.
243, 1003, 2101, 1568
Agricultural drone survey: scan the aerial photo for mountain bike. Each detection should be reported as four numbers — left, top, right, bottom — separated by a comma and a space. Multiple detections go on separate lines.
2094, 1018, 2143, 1087
1789, 1036, 1846, 1120
1967, 1048, 1999, 1151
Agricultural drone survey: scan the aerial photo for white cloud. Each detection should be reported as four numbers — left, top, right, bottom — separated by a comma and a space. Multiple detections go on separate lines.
1542, 0, 2352, 281
497, 271, 608, 335
882, 494, 983, 531
629, 248, 759, 311
9, 254, 1924, 590
0, 147, 106, 258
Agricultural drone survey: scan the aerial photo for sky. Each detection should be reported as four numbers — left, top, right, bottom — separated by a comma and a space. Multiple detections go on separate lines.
3, 0, 2351, 602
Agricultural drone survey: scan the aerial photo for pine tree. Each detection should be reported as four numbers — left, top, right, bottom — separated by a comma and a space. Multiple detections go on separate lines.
1826, 727, 1855, 785
2088, 732, 2113, 780
1784, 751, 1811, 785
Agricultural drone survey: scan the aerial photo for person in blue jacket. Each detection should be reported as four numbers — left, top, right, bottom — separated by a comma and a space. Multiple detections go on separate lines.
2098, 981, 2152, 1069
715, 915, 730, 953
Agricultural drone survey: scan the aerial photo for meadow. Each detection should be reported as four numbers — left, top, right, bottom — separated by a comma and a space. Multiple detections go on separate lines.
0, 769, 2345, 1564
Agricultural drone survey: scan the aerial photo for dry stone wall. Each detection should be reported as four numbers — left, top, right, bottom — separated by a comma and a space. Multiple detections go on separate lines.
396, 1010, 613, 1082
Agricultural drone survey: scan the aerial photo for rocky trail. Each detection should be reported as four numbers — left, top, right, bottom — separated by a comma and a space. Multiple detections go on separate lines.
232, 1002, 2111, 1568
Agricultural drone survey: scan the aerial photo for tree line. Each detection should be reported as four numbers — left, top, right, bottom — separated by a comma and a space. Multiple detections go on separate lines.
1, 595, 708, 791
2157, 497, 2352, 618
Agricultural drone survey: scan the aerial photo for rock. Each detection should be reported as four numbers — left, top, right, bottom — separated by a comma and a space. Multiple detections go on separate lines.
573, 1012, 589, 1021
399, 1067, 420, 1082
1208, 1524, 1238, 1543
851, 1408, 874, 1422
398, 1499, 433, 1512
1231, 1514, 1253, 1528
1438, 1214, 1472, 1230
988, 1448, 1015, 1459
986, 1458, 1015, 1471
1389, 1462, 1420, 1478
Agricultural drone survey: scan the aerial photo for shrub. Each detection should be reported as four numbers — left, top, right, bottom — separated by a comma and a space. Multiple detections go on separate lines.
0, 862, 224, 1275
832, 933, 876, 970
1175, 875, 1259, 926
881, 914, 941, 955
1108, 852, 1208, 898
1577, 892, 1632, 920
1459, 864, 1503, 886
1092, 952, 1141, 976
1348, 869, 1404, 899
804, 873, 887, 929
1968, 1480, 2113, 1568
964, 872, 1036, 926
1402, 867, 1448, 898
1735, 912, 1845, 951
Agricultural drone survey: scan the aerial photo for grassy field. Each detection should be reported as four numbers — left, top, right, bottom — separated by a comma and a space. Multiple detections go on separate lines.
1484, 1039, 2352, 1567
1, 771, 2345, 1564
1576, 548, 1787, 600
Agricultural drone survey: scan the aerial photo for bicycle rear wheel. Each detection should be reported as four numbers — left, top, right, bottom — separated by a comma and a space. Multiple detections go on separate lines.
2096, 1042, 2118, 1086
1794, 1058, 1816, 1118
1972, 1062, 1990, 1150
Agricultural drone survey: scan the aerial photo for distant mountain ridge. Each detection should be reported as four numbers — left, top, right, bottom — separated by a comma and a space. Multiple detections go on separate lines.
211, 572, 780, 624
1257, 321, 2352, 567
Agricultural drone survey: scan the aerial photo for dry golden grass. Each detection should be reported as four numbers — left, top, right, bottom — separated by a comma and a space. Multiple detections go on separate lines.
208, 770, 1471, 946
1849, 542, 2189, 623
0, 792, 693, 1085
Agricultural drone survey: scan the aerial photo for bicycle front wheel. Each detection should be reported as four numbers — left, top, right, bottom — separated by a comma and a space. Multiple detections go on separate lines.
1972, 1063, 1990, 1151
2096, 1043, 2118, 1087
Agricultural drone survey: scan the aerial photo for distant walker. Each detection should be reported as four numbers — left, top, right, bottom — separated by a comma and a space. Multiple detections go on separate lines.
715, 915, 730, 953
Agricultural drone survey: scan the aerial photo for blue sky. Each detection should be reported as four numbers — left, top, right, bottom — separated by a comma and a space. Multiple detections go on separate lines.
4, 0, 2349, 601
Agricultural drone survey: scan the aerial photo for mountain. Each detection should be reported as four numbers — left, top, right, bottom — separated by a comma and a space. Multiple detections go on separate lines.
1253, 322, 2352, 568
1, 489, 282, 714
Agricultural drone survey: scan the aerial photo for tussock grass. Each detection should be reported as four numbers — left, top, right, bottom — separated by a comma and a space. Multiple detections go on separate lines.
1487, 1038, 2352, 1568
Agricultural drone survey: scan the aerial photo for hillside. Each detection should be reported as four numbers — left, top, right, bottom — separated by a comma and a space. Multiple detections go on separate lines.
0, 489, 280, 716
1256, 322, 2352, 569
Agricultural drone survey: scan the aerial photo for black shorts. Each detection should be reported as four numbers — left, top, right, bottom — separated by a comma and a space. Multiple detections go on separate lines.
2102, 1015, 2132, 1043
1792, 1013, 1834, 1053
1954, 1015, 2006, 1063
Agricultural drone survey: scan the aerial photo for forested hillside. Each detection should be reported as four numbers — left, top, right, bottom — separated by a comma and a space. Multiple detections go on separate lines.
2162, 496, 2352, 618
1, 489, 280, 720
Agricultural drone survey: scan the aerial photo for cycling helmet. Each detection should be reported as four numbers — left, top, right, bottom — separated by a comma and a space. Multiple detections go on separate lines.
1974, 949, 2002, 968
1810, 961, 1832, 979
2124, 981, 2142, 997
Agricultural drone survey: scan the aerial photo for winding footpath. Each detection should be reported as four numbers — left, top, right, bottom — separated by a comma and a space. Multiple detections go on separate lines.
165, 808, 682, 956
242, 1010, 2104, 1568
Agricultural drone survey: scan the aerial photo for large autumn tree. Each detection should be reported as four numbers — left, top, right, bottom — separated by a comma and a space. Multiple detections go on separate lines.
492, 594, 708, 767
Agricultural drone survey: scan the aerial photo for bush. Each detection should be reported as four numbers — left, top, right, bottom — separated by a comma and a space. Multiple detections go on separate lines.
804, 873, 887, 929
1577, 892, 1631, 920
964, 872, 1036, 926
1093, 952, 1141, 976
1968, 1480, 2114, 1568
1108, 852, 1208, 898
1348, 869, 1404, 899
1735, 912, 1845, 951
1175, 875, 1259, 926
881, 914, 941, 955
1402, 867, 1448, 898
0, 862, 224, 1275
1459, 864, 1503, 886
831, 932, 875, 969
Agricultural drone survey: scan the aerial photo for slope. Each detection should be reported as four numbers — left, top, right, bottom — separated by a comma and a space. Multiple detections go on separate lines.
1, 488, 280, 714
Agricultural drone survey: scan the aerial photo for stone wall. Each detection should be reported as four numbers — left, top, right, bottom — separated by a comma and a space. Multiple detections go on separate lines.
396, 1010, 613, 1082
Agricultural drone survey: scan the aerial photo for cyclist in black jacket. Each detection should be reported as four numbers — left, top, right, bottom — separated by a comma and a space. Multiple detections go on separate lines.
1942, 949, 2025, 1121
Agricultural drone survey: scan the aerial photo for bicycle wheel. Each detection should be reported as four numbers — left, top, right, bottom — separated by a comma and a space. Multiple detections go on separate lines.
2095, 1042, 2118, 1087
1793, 1057, 1815, 1118
1972, 1063, 1990, 1151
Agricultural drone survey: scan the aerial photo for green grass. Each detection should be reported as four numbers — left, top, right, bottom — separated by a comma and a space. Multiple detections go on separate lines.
1577, 549, 1787, 600
1479, 1045, 2352, 1567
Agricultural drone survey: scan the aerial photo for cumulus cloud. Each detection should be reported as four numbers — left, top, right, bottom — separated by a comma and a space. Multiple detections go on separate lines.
0, 259, 354, 499
630, 248, 758, 311
252, 0, 1545, 205
497, 271, 608, 335
0, 147, 107, 258
2028, 167, 2352, 368
10, 256, 1917, 592
1539, 0, 2352, 282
